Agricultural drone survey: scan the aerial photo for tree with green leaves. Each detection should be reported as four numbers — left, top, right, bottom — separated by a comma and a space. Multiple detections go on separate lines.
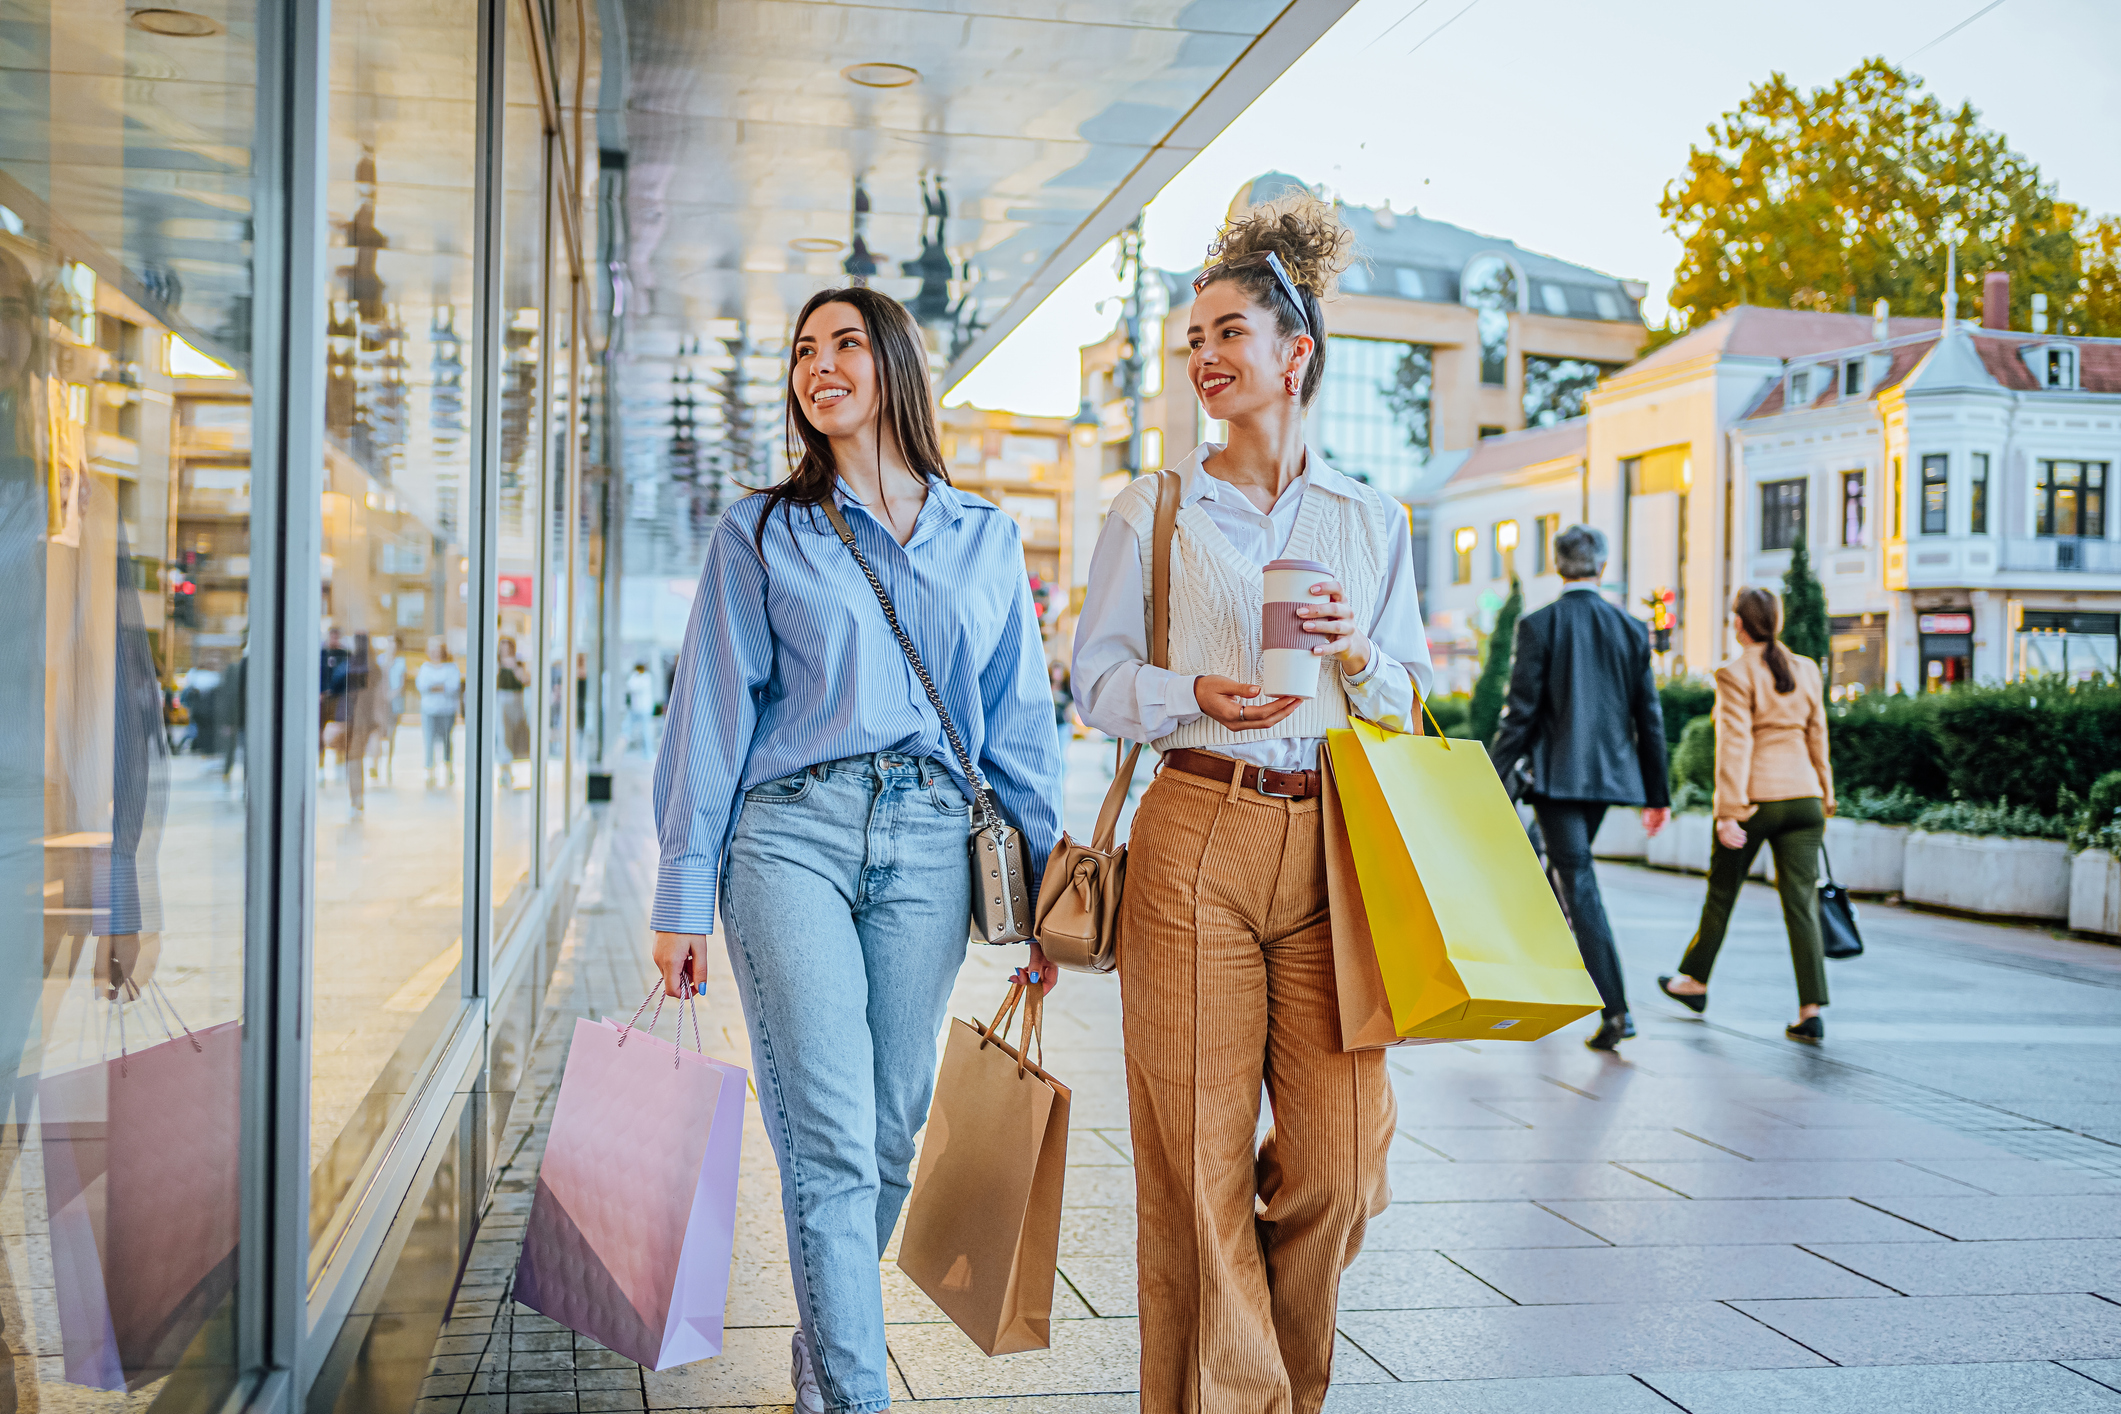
1781, 528, 1831, 668
1468, 577, 1523, 747
1659, 58, 2107, 334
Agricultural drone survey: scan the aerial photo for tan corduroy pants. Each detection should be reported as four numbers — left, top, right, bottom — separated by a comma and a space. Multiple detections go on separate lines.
1118, 763, 1396, 1414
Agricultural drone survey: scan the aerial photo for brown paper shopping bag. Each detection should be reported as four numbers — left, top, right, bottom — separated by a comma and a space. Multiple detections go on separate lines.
897, 981, 1070, 1355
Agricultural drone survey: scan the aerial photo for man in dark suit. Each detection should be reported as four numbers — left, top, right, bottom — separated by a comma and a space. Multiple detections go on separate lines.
1490, 525, 1670, 1050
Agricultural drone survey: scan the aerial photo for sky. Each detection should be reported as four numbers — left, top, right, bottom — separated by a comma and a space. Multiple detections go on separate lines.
947, 0, 2121, 417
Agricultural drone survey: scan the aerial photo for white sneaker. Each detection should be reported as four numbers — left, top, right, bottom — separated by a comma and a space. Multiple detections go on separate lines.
790, 1328, 825, 1414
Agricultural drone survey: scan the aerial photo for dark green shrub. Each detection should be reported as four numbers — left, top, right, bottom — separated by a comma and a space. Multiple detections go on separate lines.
1425, 692, 1471, 738
1467, 578, 1523, 746
1671, 714, 1715, 800
1657, 676, 1715, 750
1932, 679, 2121, 817
2067, 769, 2121, 851
1827, 691, 1947, 799
1837, 785, 1931, 825
1780, 528, 1831, 667
1912, 799, 2067, 840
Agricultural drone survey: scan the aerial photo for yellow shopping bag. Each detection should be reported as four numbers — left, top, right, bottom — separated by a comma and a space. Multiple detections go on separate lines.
1325, 718, 1602, 1043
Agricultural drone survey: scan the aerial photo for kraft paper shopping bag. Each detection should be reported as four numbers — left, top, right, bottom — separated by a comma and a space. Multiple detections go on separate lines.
512, 1011, 746, 1371
1327, 719, 1602, 1042
897, 981, 1069, 1356
40, 1014, 242, 1391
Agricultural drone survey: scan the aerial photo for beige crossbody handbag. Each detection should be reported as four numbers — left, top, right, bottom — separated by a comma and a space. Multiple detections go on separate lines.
821, 497, 1034, 945
1032, 469, 1179, 973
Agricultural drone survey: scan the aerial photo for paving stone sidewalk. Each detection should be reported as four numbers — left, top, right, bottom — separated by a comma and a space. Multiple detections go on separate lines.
413, 750, 2121, 1414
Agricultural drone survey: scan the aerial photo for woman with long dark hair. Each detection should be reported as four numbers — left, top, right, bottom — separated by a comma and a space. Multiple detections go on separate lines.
648, 286, 1062, 1414
1659, 587, 1837, 1041
1072, 192, 1433, 1412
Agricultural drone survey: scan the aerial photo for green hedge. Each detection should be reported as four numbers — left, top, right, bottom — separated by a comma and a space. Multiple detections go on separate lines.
1931, 681, 2121, 817
1826, 692, 1949, 800
1658, 677, 1715, 750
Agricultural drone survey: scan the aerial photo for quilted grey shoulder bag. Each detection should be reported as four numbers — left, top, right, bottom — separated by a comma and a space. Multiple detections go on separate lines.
819, 496, 1033, 944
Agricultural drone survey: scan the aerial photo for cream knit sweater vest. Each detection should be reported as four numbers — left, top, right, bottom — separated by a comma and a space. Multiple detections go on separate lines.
1109, 473, 1397, 753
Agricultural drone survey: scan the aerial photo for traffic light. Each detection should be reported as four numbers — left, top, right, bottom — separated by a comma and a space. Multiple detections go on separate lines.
172, 577, 198, 628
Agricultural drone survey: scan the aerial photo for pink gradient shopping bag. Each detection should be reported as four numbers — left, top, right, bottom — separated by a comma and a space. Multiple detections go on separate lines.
39, 1008, 242, 1391
511, 1002, 746, 1370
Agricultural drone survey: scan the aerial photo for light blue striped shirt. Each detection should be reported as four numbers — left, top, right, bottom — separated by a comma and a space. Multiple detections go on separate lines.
650, 477, 1064, 934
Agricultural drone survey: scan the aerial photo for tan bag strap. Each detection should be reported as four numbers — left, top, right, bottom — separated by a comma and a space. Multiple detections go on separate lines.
983, 980, 1025, 1049
1017, 983, 1044, 1077
1149, 467, 1176, 670
1082, 469, 1180, 845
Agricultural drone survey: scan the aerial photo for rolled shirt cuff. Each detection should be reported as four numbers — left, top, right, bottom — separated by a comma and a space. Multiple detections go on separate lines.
650, 865, 720, 935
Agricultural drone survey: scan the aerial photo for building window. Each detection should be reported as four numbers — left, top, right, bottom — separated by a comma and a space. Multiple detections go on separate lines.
1841, 471, 1866, 547
1970, 453, 1989, 534
1761, 478, 1807, 551
1478, 424, 1504, 440
1314, 336, 1431, 496
2036, 460, 2109, 539
1890, 457, 1904, 538
2023, 344, 2079, 389
1536, 513, 1560, 573
1492, 520, 1519, 580
1453, 526, 1476, 584
1920, 454, 1949, 535
1842, 359, 1866, 397
1462, 254, 1517, 386
1789, 368, 1811, 406
1522, 355, 1617, 428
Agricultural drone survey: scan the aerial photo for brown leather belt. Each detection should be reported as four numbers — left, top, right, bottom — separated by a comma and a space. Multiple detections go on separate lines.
1162, 748, 1321, 799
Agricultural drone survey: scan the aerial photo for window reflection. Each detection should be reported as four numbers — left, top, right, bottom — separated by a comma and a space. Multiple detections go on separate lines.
1314, 335, 1430, 497
1462, 255, 1517, 387
1, 5, 255, 1402
1522, 355, 1616, 427
309, 0, 477, 1274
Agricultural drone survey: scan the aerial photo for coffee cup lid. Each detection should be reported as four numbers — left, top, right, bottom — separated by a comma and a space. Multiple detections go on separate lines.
1263, 558, 1332, 574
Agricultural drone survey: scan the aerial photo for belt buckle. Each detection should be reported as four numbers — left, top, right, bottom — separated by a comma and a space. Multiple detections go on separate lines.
1254, 768, 1299, 799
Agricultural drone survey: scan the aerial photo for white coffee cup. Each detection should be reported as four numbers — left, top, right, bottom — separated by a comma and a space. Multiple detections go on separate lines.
1260, 558, 1333, 699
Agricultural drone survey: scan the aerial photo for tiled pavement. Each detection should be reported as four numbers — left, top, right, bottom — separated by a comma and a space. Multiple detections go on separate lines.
414, 744, 2121, 1413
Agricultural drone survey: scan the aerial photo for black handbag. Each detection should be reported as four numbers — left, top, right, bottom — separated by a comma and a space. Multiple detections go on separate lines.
1819, 844, 1863, 959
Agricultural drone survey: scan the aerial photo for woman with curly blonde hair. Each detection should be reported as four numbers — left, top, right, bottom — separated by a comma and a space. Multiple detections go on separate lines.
1073, 192, 1434, 1413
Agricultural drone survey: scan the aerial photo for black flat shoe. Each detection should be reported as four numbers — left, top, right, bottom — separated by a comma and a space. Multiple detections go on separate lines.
1658, 975, 1707, 1014
1786, 1016, 1824, 1043
1585, 1013, 1635, 1051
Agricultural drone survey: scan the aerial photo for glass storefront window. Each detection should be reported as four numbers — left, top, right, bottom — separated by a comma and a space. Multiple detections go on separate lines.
309, 0, 479, 1278
544, 266, 573, 855
1, 5, 257, 1403
492, 1, 546, 925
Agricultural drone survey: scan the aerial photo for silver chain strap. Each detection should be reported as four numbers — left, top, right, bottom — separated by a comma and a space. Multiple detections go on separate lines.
820, 499, 1001, 829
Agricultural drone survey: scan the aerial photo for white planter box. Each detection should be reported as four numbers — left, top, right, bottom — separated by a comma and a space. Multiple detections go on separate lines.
1592, 808, 1647, 860
1823, 818, 1907, 895
2069, 849, 2121, 936
1646, 813, 1715, 874
1903, 832, 2071, 920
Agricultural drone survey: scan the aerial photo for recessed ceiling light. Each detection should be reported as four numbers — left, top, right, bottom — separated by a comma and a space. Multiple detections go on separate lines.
842, 62, 918, 89
789, 237, 845, 253
129, 7, 224, 36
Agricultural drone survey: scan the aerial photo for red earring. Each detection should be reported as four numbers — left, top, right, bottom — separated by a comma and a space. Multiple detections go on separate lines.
1285, 370, 1300, 396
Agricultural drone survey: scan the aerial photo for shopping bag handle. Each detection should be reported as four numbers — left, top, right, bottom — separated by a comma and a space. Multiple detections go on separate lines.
618, 968, 705, 1069
979, 979, 1044, 1079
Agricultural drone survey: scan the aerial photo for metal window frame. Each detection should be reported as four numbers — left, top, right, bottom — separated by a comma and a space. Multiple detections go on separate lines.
225, 0, 595, 1407
1919, 453, 1950, 536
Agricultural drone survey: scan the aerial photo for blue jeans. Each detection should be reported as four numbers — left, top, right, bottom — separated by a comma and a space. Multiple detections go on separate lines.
722, 752, 972, 1414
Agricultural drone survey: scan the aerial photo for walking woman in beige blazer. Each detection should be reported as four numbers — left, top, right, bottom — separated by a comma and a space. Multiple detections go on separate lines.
1071, 192, 1433, 1414
1659, 588, 1837, 1041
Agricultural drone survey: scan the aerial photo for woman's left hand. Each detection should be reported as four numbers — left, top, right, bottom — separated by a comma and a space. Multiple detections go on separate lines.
1015, 943, 1058, 995
1299, 580, 1371, 676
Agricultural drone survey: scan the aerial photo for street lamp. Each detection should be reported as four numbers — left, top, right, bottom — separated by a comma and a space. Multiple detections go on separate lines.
1071, 397, 1099, 450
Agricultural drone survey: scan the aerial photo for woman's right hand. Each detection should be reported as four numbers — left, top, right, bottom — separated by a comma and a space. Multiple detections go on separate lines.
1193, 675, 1302, 732
653, 931, 709, 997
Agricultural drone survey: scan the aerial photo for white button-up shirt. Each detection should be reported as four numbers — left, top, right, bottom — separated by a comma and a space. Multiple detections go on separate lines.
1072, 442, 1434, 772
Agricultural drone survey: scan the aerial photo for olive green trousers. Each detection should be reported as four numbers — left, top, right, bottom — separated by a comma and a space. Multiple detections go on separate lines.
1677, 796, 1829, 1008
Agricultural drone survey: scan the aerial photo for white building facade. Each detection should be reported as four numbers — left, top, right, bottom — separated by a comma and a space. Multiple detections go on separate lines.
1424, 301, 2121, 693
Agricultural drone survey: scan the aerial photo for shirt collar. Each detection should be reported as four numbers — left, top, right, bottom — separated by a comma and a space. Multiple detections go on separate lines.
1561, 582, 1601, 594
1173, 440, 1370, 509
827, 473, 964, 546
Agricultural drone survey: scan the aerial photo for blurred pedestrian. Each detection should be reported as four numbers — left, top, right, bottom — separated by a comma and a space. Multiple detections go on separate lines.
340, 634, 380, 815
1659, 588, 1837, 1042
623, 660, 657, 755
417, 638, 462, 785
178, 663, 222, 755
496, 635, 530, 787
1489, 524, 1671, 1051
